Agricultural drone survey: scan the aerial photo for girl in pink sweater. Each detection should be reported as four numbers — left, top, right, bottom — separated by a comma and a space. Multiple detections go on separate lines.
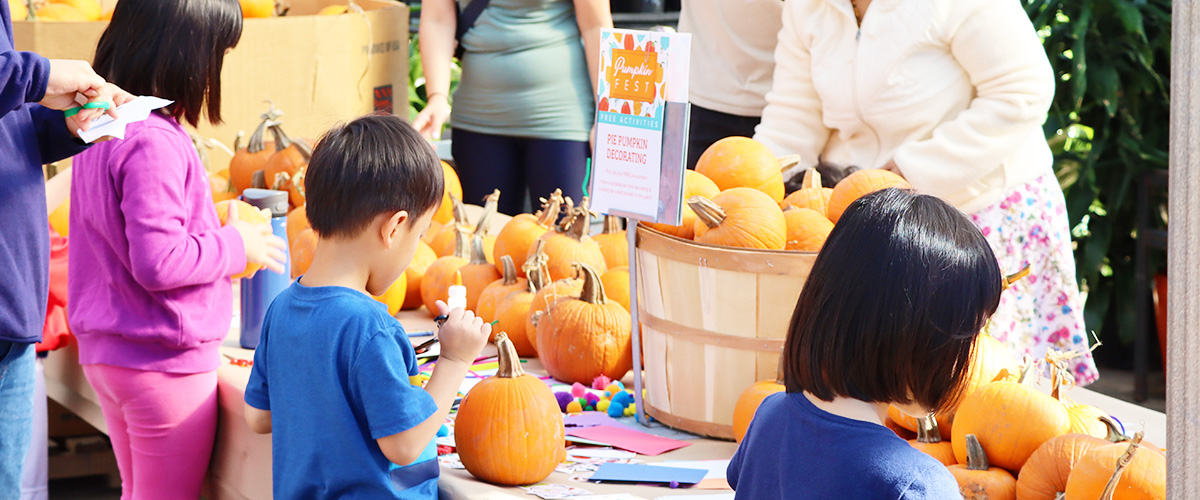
68, 1, 286, 498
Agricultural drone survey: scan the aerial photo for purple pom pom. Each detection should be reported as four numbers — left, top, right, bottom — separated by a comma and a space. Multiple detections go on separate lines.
555, 392, 574, 412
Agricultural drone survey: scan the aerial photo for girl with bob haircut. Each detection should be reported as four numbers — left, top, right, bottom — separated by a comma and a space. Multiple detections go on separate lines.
728, 188, 1003, 499
68, 1, 286, 498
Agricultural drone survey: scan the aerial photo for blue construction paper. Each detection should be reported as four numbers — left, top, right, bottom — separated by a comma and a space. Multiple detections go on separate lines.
588, 463, 707, 485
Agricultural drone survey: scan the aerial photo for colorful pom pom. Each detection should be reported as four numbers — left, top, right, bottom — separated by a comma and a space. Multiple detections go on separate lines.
592, 375, 612, 390
437, 425, 450, 437
571, 382, 587, 398
611, 391, 634, 406
555, 392, 574, 412
607, 402, 625, 417
597, 400, 611, 412
566, 401, 583, 413
585, 393, 601, 406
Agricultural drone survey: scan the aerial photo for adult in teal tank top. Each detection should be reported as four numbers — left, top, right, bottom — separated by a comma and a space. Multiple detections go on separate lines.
415, 0, 612, 215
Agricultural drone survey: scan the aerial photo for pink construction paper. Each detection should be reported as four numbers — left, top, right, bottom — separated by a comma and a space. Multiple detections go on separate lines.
565, 425, 691, 456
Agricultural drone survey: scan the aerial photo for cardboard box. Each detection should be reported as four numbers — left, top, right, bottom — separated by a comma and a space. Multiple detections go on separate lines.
14, 0, 409, 171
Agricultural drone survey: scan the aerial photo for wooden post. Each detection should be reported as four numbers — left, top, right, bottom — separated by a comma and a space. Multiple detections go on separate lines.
1168, 1, 1199, 495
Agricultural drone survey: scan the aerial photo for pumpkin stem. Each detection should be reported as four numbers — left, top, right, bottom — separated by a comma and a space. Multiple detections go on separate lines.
565, 198, 592, 241
602, 214, 623, 235
251, 170, 267, 189
777, 154, 803, 174
1016, 354, 1035, 385
964, 434, 989, 471
233, 130, 244, 152
558, 196, 576, 232
523, 240, 550, 293
474, 189, 501, 237
469, 234, 489, 265
916, 415, 943, 444
802, 168, 823, 190
494, 332, 525, 378
575, 262, 607, 305
499, 255, 518, 286
535, 189, 565, 229
271, 171, 291, 191
450, 194, 470, 229
1099, 432, 1144, 500
774, 355, 785, 385
451, 225, 470, 259
1002, 264, 1032, 291
1100, 415, 1129, 443
688, 195, 726, 229
247, 116, 272, 154
268, 123, 313, 161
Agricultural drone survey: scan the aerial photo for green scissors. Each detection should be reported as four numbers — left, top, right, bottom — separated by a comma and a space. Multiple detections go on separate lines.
64, 101, 111, 118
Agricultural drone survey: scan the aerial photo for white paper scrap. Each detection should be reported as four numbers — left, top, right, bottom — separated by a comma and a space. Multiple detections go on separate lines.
567, 448, 638, 460
76, 96, 173, 144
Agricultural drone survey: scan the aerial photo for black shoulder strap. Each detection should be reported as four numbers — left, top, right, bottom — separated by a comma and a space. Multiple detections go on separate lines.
455, 0, 491, 59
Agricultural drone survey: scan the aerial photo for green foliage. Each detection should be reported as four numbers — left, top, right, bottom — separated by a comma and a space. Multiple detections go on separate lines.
1027, 0, 1171, 344
408, 34, 462, 133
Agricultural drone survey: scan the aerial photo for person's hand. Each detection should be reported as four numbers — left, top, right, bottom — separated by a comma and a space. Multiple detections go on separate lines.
41, 60, 106, 111
433, 299, 491, 365
227, 207, 288, 275
412, 94, 451, 141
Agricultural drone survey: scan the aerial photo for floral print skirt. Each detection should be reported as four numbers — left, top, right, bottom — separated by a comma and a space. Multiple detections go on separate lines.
970, 173, 1100, 386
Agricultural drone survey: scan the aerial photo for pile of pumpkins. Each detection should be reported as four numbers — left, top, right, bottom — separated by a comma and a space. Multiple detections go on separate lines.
732, 338, 1166, 500
646, 136, 909, 253
7, 0, 109, 21
238, 0, 359, 18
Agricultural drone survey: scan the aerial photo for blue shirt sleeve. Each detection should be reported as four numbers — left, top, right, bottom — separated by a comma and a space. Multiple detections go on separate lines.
900, 463, 963, 500
0, 51, 51, 118
351, 327, 438, 440
244, 326, 271, 411
29, 104, 87, 165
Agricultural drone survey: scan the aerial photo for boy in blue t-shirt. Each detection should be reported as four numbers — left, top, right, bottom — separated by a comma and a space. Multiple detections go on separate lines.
243, 115, 492, 499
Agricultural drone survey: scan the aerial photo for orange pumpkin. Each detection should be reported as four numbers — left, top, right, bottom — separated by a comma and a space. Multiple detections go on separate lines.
908, 415, 957, 466
1017, 431, 1116, 500
8, 0, 28, 21
34, 4, 86, 20
286, 205, 310, 244
215, 200, 270, 279
433, 161, 464, 224
372, 272, 408, 317
593, 215, 628, 268
949, 434, 1017, 500
1045, 352, 1111, 439
210, 173, 236, 205
493, 190, 564, 277
782, 206, 833, 252
263, 124, 312, 197
536, 199, 607, 281
229, 118, 276, 194
826, 169, 911, 223
732, 366, 784, 443
644, 170, 721, 239
455, 333, 565, 485
495, 248, 551, 357
419, 230, 470, 317
458, 235, 503, 313
889, 334, 1020, 440
318, 4, 349, 15
239, 0, 274, 18
49, 0, 100, 20
99, 7, 111, 20
525, 278, 584, 350
289, 227, 317, 279
599, 266, 630, 312
885, 414, 918, 440
781, 168, 834, 217
951, 381, 1071, 473
694, 137, 784, 203
535, 263, 632, 384
690, 189, 787, 250
476, 255, 525, 325
1063, 433, 1165, 500
402, 242, 438, 311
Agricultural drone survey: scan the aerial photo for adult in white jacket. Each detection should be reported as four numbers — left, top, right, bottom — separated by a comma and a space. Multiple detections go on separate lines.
755, 0, 1098, 384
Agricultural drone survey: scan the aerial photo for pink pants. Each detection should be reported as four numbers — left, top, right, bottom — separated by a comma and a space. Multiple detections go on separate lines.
83, 364, 217, 500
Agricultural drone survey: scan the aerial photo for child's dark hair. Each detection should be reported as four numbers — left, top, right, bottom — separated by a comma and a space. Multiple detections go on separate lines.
93, 0, 242, 127
305, 114, 443, 238
782, 188, 1002, 414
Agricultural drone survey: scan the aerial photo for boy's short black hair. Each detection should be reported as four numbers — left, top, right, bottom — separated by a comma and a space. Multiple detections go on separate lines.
94, 0, 243, 127
782, 188, 1003, 414
305, 114, 443, 238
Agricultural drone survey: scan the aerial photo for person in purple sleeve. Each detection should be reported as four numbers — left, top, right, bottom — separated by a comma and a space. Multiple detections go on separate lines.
66, 1, 286, 499
0, 2, 132, 497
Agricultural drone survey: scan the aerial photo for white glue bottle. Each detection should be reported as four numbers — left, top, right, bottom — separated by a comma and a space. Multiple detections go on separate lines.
446, 271, 467, 312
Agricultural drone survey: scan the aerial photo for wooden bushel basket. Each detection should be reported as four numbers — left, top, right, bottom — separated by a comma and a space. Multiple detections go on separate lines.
635, 224, 816, 440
